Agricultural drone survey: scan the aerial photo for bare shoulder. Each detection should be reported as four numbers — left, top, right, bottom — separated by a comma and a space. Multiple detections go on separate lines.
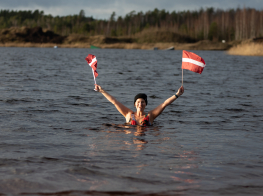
125, 111, 134, 122
147, 112, 154, 124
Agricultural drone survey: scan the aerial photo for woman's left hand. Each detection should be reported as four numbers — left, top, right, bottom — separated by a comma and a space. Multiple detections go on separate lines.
94, 84, 103, 92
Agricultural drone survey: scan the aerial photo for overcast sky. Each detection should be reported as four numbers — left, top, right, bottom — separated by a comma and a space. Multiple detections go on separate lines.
0, 0, 262, 19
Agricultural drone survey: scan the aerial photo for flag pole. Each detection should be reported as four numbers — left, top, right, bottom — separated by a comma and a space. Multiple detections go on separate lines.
182, 68, 184, 86
92, 69, 97, 91
92, 69, 97, 84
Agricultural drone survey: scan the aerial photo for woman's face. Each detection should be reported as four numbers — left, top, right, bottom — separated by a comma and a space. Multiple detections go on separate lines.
135, 98, 146, 111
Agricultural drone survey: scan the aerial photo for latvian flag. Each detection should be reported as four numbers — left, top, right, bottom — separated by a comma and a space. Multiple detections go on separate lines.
182, 50, 206, 74
85, 54, 98, 78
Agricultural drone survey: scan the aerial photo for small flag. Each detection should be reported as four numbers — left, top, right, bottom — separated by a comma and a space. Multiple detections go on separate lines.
182, 50, 206, 74
85, 54, 98, 78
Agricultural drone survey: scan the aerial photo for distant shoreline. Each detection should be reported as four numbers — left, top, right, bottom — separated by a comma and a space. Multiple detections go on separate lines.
1, 27, 262, 55
1, 41, 262, 56
0, 40, 231, 51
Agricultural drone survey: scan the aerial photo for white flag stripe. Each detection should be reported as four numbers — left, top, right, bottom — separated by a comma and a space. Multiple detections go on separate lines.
89, 57, 97, 66
182, 58, 206, 67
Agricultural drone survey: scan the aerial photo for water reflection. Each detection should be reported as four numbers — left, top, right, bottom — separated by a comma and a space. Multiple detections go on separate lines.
102, 123, 159, 151
100, 123, 199, 187
132, 126, 149, 150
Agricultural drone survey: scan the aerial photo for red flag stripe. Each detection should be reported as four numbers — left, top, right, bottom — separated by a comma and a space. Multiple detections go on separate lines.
182, 62, 204, 74
93, 70, 98, 78
85, 54, 96, 63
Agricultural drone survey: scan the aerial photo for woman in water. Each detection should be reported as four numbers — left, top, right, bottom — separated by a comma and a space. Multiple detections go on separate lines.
94, 84, 184, 126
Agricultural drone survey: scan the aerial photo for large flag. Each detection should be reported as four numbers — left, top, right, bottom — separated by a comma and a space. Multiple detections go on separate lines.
85, 54, 98, 78
182, 50, 206, 74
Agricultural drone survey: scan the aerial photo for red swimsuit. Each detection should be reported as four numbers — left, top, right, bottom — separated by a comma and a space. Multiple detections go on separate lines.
129, 114, 151, 126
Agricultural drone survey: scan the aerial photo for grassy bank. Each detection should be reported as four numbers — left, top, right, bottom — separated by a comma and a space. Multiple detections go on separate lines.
0, 27, 232, 50
227, 42, 263, 56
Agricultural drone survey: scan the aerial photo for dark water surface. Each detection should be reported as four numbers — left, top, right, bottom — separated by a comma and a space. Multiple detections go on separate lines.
0, 47, 263, 196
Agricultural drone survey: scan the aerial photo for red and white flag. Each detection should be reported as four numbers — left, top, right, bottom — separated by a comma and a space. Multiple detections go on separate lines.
85, 54, 98, 78
182, 50, 206, 74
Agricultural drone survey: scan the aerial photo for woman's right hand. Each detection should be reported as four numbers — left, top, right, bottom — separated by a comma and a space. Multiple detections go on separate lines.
176, 86, 184, 97
94, 84, 103, 92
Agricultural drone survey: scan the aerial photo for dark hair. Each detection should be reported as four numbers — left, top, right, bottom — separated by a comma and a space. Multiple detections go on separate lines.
134, 93, 147, 105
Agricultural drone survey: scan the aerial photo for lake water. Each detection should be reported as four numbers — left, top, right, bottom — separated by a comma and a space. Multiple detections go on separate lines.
0, 47, 262, 196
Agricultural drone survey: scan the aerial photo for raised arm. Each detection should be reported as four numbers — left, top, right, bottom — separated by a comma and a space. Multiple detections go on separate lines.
95, 84, 133, 118
149, 86, 184, 122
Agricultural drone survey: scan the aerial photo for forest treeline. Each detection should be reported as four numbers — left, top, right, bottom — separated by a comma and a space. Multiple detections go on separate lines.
0, 7, 263, 42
